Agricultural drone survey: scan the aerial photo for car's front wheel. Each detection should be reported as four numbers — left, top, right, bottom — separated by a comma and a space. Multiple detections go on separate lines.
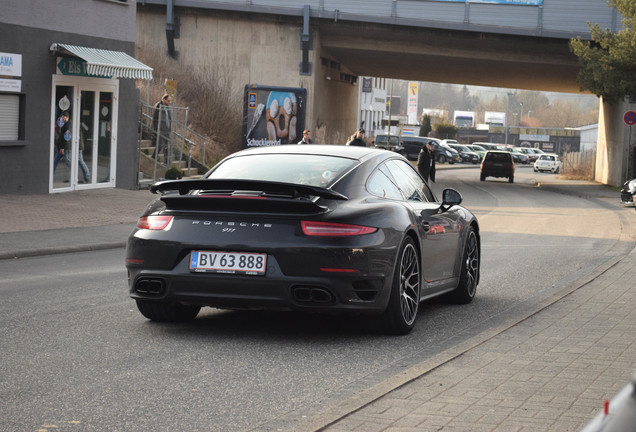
446, 227, 479, 304
437, 154, 447, 164
378, 237, 420, 335
136, 300, 201, 322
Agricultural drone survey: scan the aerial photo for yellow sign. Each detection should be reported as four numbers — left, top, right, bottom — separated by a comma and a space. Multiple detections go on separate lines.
409, 82, 418, 96
164, 79, 178, 95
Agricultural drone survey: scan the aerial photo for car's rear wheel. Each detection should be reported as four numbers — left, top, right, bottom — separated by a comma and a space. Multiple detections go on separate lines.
378, 237, 420, 335
136, 300, 201, 322
480, 173, 486, 181
446, 227, 479, 304
509, 175, 514, 183
437, 154, 446, 164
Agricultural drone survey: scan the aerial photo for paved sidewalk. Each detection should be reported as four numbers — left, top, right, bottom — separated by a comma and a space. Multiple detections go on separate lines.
321, 248, 636, 431
1, 179, 635, 432
0, 188, 154, 259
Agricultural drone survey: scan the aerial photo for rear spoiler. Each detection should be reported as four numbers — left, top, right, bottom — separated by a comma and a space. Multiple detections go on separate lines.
150, 179, 348, 200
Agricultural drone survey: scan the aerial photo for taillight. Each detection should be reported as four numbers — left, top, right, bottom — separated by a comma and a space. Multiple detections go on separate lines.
301, 221, 377, 236
137, 215, 174, 230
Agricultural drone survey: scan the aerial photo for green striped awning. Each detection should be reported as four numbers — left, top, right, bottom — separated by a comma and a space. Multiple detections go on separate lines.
50, 43, 153, 80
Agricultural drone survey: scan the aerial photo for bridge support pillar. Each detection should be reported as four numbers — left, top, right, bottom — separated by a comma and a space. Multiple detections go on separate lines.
596, 98, 636, 186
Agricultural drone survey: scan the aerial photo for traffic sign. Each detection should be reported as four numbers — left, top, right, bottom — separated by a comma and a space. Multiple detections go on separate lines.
624, 110, 636, 126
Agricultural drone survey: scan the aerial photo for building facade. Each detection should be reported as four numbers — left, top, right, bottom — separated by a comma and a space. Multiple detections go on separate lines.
357, 77, 387, 139
0, 0, 152, 194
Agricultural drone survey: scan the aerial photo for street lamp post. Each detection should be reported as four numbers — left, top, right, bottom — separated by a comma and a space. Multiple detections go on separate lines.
505, 92, 514, 145
519, 102, 523, 126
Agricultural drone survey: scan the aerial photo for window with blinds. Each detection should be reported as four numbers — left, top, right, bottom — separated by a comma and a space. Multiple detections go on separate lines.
0, 94, 20, 141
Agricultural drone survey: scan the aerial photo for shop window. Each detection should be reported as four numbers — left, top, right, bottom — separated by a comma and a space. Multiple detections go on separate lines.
0, 94, 20, 141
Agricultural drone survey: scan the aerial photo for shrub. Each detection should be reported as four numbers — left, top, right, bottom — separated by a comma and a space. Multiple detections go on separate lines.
165, 165, 184, 180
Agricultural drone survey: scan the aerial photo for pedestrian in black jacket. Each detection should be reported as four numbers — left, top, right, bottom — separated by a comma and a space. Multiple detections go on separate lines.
346, 128, 366, 147
417, 142, 436, 184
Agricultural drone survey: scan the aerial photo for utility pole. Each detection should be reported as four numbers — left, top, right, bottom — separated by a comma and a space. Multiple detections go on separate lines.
505, 92, 513, 145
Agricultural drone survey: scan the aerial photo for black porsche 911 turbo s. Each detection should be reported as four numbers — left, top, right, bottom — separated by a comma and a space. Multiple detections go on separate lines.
126, 145, 480, 335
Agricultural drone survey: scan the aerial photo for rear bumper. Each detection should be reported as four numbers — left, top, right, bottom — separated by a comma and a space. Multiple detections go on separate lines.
127, 253, 392, 314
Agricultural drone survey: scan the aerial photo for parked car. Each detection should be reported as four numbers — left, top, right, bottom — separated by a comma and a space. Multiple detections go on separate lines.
502, 146, 530, 164
480, 150, 515, 183
400, 136, 459, 164
436, 141, 461, 164
126, 145, 481, 335
518, 147, 540, 163
466, 144, 487, 160
533, 153, 562, 173
448, 144, 480, 164
473, 142, 504, 151
620, 178, 636, 206
400, 136, 436, 161
373, 134, 406, 155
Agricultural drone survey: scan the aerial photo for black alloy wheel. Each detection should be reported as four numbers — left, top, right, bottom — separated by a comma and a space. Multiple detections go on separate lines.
447, 227, 479, 304
378, 237, 421, 335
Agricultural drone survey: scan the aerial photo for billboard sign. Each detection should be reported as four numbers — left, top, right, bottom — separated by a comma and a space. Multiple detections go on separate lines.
242, 85, 306, 148
407, 82, 418, 125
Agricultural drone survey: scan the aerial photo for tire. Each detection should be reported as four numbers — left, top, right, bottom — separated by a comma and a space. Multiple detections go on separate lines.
480, 173, 486, 181
437, 154, 446, 164
136, 299, 201, 322
555, 167, 560, 174
378, 237, 420, 335
446, 227, 479, 304
534, 167, 538, 172
509, 176, 514, 183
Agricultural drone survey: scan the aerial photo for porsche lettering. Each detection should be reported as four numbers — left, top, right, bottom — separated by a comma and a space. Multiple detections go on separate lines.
191, 221, 272, 228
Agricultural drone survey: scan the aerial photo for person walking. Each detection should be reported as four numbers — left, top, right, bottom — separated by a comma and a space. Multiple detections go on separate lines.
297, 129, 313, 144
53, 111, 72, 174
417, 141, 436, 184
152, 93, 173, 162
346, 128, 366, 147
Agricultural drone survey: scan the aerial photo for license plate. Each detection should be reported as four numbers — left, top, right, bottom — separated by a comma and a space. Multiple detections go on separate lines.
189, 251, 267, 275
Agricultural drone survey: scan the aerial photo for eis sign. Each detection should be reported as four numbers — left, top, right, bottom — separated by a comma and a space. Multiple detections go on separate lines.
56, 57, 111, 78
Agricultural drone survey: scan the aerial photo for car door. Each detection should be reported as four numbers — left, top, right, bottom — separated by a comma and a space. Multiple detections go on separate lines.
384, 159, 461, 291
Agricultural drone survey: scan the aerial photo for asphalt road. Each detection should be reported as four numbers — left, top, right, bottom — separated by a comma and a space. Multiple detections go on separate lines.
1, 165, 634, 432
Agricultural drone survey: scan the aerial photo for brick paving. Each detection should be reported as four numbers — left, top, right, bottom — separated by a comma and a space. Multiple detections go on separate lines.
323, 251, 636, 431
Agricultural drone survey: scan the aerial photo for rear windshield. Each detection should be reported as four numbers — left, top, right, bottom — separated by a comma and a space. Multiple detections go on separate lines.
486, 152, 511, 162
208, 153, 359, 188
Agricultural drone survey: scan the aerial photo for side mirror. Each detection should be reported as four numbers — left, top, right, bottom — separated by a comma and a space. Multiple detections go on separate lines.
442, 188, 463, 207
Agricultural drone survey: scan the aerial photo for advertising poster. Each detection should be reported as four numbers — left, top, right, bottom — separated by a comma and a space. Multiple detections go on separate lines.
242, 85, 306, 148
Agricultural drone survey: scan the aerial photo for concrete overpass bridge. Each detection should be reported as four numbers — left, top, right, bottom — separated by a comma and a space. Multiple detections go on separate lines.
136, 0, 633, 186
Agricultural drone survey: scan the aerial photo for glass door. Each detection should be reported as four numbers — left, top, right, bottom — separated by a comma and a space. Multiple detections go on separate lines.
52, 86, 75, 190
51, 76, 118, 192
79, 89, 114, 185
97, 91, 114, 184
